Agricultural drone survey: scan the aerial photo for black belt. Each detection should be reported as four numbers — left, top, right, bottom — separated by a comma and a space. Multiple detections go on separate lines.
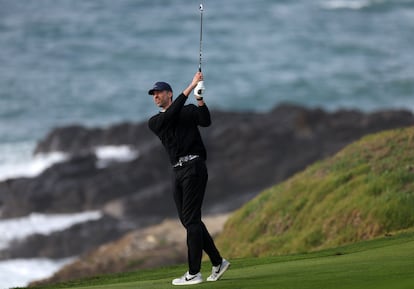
173, 155, 200, 168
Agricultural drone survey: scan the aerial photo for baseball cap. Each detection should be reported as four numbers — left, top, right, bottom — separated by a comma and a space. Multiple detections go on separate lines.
148, 81, 173, 95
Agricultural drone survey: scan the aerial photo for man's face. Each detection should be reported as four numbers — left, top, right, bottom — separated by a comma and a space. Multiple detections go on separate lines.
152, 90, 172, 109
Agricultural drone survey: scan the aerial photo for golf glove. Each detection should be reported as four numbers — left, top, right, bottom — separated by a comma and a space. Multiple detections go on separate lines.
194, 81, 205, 97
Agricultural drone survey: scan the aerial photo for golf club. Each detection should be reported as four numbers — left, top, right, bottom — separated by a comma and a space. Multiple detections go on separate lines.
194, 2, 205, 97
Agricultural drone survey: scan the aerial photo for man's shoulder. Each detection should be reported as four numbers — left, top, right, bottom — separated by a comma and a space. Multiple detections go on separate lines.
148, 112, 162, 130
148, 113, 160, 122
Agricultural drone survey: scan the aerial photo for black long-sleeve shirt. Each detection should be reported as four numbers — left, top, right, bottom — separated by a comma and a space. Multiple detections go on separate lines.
148, 93, 211, 165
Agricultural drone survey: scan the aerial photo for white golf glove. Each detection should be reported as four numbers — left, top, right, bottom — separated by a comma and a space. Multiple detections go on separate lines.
194, 81, 205, 97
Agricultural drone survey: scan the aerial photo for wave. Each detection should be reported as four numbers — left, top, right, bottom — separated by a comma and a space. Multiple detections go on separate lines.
94, 145, 139, 168
0, 151, 68, 182
320, 0, 382, 10
0, 143, 139, 182
0, 211, 102, 250
0, 257, 74, 289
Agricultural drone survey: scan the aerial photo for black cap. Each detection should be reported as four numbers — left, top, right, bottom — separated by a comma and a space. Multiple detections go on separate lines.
148, 81, 173, 95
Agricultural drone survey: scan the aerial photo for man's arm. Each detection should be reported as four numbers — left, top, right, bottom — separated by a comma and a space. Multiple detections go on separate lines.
188, 72, 210, 126
196, 104, 211, 127
183, 72, 203, 97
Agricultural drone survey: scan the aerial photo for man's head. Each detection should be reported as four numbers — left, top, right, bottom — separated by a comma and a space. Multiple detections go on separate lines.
148, 81, 173, 109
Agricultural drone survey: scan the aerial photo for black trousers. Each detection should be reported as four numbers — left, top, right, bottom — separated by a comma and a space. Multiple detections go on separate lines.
173, 159, 222, 275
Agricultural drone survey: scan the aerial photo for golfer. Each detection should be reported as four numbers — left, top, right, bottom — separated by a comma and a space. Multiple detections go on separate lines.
148, 71, 230, 285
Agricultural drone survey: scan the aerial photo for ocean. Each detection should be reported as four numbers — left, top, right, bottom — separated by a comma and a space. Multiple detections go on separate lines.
0, 0, 413, 287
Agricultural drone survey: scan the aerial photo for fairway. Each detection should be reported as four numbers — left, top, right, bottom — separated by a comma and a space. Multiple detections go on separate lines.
28, 232, 414, 289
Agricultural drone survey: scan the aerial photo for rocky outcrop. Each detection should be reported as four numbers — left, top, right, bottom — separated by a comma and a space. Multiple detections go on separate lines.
34, 122, 155, 156
29, 214, 229, 287
1, 104, 413, 262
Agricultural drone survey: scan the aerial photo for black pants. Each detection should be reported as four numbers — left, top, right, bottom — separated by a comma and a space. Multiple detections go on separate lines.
173, 159, 222, 275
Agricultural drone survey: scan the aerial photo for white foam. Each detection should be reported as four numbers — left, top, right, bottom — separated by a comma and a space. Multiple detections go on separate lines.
94, 145, 139, 168
0, 258, 74, 289
0, 142, 140, 181
0, 211, 102, 250
320, 0, 373, 10
0, 142, 68, 181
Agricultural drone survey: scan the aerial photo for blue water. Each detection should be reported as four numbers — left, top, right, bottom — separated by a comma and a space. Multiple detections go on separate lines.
1, 0, 414, 172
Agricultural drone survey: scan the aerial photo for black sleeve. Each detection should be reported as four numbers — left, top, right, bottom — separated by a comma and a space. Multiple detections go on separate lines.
195, 104, 211, 127
148, 93, 187, 133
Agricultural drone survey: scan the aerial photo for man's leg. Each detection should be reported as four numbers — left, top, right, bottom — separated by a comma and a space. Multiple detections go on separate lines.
179, 160, 207, 275
178, 160, 223, 274
173, 163, 203, 274
201, 221, 222, 266
172, 169, 203, 285
174, 160, 224, 273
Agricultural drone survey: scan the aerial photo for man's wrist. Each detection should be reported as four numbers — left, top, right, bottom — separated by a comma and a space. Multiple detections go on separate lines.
183, 83, 195, 97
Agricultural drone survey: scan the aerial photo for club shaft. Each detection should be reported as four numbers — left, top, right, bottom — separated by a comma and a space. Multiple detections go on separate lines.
199, 3, 203, 72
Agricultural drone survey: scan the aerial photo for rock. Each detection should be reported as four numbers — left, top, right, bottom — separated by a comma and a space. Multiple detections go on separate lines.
0, 151, 171, 219
29, 214, 229, 287
34, 122, 156, 156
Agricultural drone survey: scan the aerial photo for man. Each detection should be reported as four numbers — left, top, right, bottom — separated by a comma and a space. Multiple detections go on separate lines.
148, 71, 230, 285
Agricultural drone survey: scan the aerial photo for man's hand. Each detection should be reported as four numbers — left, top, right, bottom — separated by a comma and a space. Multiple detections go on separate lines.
183, 72, 203, 97
192, 71, 203, 87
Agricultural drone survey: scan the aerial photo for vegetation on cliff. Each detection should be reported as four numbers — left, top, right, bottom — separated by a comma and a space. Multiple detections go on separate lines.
216, 127, 414, 257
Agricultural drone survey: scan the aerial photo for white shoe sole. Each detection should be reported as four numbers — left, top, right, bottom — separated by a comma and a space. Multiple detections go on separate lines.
172, 276, 203, 286
172, 279, 203, 286
207, 260, 231, 282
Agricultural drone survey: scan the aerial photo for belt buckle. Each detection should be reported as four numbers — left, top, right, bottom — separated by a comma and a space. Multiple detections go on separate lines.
174, 160, 183, 168
174, 155, 199, 168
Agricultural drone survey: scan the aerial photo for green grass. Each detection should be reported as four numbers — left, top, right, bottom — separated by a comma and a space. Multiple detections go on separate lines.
24, 231, 414, 289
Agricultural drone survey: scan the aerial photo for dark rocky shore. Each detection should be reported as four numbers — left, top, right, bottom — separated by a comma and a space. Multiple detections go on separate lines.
1, 104, 414, 261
